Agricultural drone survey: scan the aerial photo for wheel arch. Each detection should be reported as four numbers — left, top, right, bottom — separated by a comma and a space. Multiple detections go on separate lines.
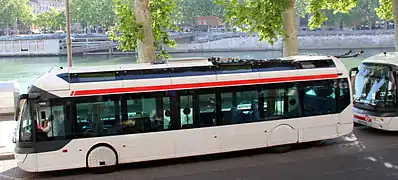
85, 142, 119, 168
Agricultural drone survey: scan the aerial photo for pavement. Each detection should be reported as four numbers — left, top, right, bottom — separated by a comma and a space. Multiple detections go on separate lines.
0, 125, 398, 179
0, 116, 16, 161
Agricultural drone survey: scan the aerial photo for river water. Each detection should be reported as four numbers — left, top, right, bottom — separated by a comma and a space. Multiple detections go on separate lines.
0, 48, 393, 93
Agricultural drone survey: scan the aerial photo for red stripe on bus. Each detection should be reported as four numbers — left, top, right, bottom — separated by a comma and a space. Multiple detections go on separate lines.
354, 115, 366, 121
72, 73, 339, 96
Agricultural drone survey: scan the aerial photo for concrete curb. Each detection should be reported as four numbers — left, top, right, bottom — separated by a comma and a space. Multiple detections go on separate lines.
0, 153, 14, 161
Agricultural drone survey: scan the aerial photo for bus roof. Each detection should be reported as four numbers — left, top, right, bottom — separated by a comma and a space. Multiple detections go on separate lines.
57, 55, 336, 74
28, 55, 349, 98
362, 52, 398, 66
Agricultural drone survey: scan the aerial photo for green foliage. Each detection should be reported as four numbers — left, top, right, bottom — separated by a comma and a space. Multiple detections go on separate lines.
296, 0, 309, 18
35, 8, 64, 31
307, 0, 359, 29
107, 0, 142, 52
107, 0, 179, 60
177, 0, 225, 23
321, 0, 380, 29
0, 0, 33, 28
70, 0, 115, 29
214, 0, 289, 45
375, 0, 393, 20
150, 0, 180, 59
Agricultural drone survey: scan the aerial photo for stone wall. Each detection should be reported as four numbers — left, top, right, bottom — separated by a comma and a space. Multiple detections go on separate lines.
168, 34, 395, 53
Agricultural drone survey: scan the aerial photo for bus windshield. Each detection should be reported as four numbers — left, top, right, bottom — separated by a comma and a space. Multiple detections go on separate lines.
17, 98, 33, 142
354, 63, 396, 108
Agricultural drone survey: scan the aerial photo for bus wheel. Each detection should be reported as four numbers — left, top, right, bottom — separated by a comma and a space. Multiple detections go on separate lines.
86, 145, 118, 173
270, 144, 292, 153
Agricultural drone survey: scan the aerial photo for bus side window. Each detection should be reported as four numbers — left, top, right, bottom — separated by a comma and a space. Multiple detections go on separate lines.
197, 94, 216, 127
180, 95, 194, 128
260, 86, 300, 120
125, 95, 170, 133
75, 96, 121, 137
303, 81, 336, 116
220, 90, 258, 124
338, 79, 351, 112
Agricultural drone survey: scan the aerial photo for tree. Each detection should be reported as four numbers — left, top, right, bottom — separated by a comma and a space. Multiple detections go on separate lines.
70, 0, 115, 32
35, 8, 63, 32
107, 0, 179, 62
216, 0, 359, 56
375, 0, 397, 51
0, 0, 33, 35
177, 0, 225, 24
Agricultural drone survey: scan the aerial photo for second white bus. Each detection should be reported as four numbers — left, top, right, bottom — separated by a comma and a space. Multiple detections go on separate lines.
351, 52, 398, 131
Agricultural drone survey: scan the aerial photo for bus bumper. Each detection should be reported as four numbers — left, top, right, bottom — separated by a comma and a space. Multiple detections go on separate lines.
353, 114, 398, 131
15, 153, 37, 172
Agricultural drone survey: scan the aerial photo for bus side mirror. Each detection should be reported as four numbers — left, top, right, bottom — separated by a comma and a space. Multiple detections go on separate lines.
28, 93, 40, 99
349, 67, 359, 77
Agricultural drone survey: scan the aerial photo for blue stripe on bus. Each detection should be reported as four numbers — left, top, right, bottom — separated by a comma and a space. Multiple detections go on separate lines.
57, 67, 299, 83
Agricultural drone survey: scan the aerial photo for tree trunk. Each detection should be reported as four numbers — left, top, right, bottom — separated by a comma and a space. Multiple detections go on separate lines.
135, 0, 156, 63
393, 0, 398, 51
282, 0, 298, 57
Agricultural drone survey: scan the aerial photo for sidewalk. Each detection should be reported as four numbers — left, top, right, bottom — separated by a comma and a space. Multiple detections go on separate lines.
0, 114, 14, 122
0, 120, 16, 161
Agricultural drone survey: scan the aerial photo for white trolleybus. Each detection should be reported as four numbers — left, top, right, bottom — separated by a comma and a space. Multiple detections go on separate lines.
14, 54, 355, 172
351, 52, 398, 131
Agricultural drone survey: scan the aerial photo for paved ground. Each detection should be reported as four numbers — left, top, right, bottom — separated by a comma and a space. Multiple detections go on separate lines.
0, 120, 15, 160
0, 115, 13, 122
1, 125, 398, 180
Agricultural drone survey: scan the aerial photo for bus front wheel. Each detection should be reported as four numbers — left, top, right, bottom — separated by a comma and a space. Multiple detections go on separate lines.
86, 145, 118, 173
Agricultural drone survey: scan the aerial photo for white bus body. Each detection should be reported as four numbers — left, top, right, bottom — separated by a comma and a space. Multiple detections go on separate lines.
14, 56, 353, 172
352, 52, 398, 131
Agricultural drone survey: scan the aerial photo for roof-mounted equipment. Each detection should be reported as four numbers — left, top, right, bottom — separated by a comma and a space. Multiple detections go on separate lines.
334, 49, 364, 58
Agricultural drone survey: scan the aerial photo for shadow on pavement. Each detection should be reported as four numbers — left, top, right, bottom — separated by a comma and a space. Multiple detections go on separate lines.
0, 167, 32, 180
7, 138, 345, 179
356, 125, 398, 136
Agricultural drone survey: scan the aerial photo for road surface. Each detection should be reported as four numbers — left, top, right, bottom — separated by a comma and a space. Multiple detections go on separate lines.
2, 125, 398, 180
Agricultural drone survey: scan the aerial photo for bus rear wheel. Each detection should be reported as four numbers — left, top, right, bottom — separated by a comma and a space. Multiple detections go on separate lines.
86, 145, 118, 173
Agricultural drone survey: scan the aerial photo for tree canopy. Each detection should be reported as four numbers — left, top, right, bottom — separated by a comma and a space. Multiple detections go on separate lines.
0, 0, 33, 28
177, 0, 225, 23
70, 0, 115, 29
375, 0, 393, 20
35, 8, 65, 32
107, 0, 179, 60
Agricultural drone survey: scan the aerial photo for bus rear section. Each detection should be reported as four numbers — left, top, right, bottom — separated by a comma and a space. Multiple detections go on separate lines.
352, 52, 398, 131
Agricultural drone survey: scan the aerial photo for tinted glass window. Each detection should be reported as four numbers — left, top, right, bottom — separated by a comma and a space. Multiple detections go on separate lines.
338, 78, 351, 112
19, 102, 32, 142
75, 97, 121, 137
71, 72, 117, 83
260, 86, 300, 120
299, 60, 335, 69
303, 81, 337, 116
170, 66, 215, 77
124, 68, 169, 80
180, 95, 194, 128
31, 100, 68, 141
255, 62, 296, 72
125, 95, 171, 133
57, 73, 69, 82
217, 65, 253, 74
221, 90, 259, 124
197, 94, 217, 127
